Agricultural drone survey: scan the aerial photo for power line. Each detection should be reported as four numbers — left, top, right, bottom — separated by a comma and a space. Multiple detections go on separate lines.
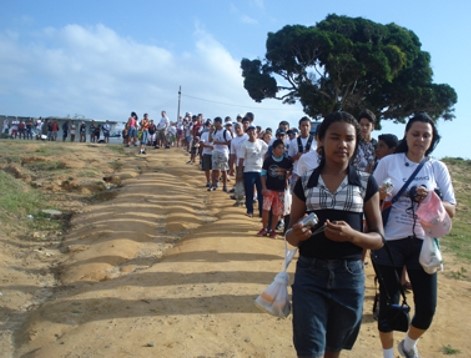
181, 92, 299, 112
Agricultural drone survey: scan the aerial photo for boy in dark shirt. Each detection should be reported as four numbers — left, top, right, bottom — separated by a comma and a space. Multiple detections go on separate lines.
257, 139, 293, 238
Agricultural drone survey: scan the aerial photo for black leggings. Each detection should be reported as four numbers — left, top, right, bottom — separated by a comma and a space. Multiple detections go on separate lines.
373, 239, 438, 332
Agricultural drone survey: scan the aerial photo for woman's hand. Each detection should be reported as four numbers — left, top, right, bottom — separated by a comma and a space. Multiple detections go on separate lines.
285, 221, 312, 246
412, 185, 429, 203
378, 186, 389, 201
324, 219, 355, 243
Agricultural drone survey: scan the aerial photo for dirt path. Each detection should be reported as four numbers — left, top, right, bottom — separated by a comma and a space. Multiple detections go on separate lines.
2, 147, 471, 357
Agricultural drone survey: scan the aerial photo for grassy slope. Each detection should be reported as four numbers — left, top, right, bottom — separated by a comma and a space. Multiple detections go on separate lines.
441, 158, 471, 262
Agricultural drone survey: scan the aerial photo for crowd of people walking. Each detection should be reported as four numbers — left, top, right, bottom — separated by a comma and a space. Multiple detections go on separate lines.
2, 107, 457, 358
138, 108, 454, 358
1, 117, 113, 143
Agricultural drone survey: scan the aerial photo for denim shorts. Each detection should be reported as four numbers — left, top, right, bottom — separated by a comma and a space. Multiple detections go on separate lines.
292, 256, 364, 357
128, 127, 137, 137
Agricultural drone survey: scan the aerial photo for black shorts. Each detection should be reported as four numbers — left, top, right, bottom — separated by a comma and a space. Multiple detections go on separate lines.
201, 154, 212, 171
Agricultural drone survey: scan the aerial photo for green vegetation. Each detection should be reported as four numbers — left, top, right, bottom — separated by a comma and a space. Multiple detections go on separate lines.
0, 171, 43, 218
24, 160, 68, 171
442, 158, 471, 263
241, 14, 457, 123
0, 171, 61, 234
441, 344, 461, 355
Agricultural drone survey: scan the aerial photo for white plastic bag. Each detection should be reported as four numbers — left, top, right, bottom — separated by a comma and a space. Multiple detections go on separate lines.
254, 243, 297, 318
419, 237, 443, 274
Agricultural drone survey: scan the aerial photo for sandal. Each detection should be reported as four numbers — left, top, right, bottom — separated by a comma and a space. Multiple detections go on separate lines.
402, 282, 413, 292
256, 228, 269, 237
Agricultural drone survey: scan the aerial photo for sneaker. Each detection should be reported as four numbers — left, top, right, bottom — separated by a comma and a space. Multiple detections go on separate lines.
256, 228, 269, 237
398, 340, 419, 358
275, 220, 285, 232
206, 182, 211, 188
268, 230, 277, 239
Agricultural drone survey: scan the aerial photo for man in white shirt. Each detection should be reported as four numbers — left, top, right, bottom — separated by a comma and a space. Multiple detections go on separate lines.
156, 110, 170, 149
228, 122, 248, 200
238, 125, 268, 217
288, 116, 317, 190
199, 120, 214, 188
229, 123, 248, 176
208, 117, 232, 192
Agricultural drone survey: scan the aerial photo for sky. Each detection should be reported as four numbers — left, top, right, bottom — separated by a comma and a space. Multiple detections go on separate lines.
1, 0, 469, 159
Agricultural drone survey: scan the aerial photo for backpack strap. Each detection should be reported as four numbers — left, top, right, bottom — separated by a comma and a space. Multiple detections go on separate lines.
297, 135, 314, 153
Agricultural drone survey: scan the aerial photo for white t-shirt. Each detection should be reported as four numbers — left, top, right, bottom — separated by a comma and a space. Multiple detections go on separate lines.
295, 150, 320, 177
239, 139, 268, 173
156, 116, 169, 130
200, 131, 213, 155
230, 134, 248, 161
211, 128, 232, 154
373, 153, 456, 241
288, 135, 317, 174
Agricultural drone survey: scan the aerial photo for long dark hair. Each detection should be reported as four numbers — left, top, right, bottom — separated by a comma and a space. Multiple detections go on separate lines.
395, 112, 441, 156
316, 111, 360, 168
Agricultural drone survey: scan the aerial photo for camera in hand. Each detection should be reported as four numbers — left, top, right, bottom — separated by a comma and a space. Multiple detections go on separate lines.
299, 212, 319, 228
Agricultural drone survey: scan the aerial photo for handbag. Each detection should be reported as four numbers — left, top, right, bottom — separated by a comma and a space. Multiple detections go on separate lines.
381, 157, 429, 226
372, 243, 411, 332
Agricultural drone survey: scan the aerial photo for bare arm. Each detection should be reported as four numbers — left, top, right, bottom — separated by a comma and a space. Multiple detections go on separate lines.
285, 193, 312, 247
443, 201, 456, 218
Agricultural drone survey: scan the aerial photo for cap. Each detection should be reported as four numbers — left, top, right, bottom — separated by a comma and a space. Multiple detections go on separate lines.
225, 121, 233, 127
276, 129, 286, 136
246, 125, 256, 132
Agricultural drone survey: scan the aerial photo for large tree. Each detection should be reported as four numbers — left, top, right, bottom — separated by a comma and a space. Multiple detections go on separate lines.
241, 14, 457, 124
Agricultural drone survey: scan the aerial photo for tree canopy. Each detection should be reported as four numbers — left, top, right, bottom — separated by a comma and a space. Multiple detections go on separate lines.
240, 14, 457, 124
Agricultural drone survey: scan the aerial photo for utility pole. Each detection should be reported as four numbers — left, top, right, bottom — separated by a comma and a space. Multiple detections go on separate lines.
177, 85, 181, 121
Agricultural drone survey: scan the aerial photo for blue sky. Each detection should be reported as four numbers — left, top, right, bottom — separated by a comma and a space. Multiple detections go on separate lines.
1, 0, 469, 158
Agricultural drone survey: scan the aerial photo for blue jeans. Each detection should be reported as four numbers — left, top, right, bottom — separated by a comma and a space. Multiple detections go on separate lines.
243, 171, 262, 216
292, 256, 364, 357
141, 130, 149, 145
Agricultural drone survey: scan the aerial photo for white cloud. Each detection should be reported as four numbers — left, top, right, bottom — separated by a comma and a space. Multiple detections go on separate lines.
0, 22, 302, 127
240, 15, 258, 25
229, 3, 259, 25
